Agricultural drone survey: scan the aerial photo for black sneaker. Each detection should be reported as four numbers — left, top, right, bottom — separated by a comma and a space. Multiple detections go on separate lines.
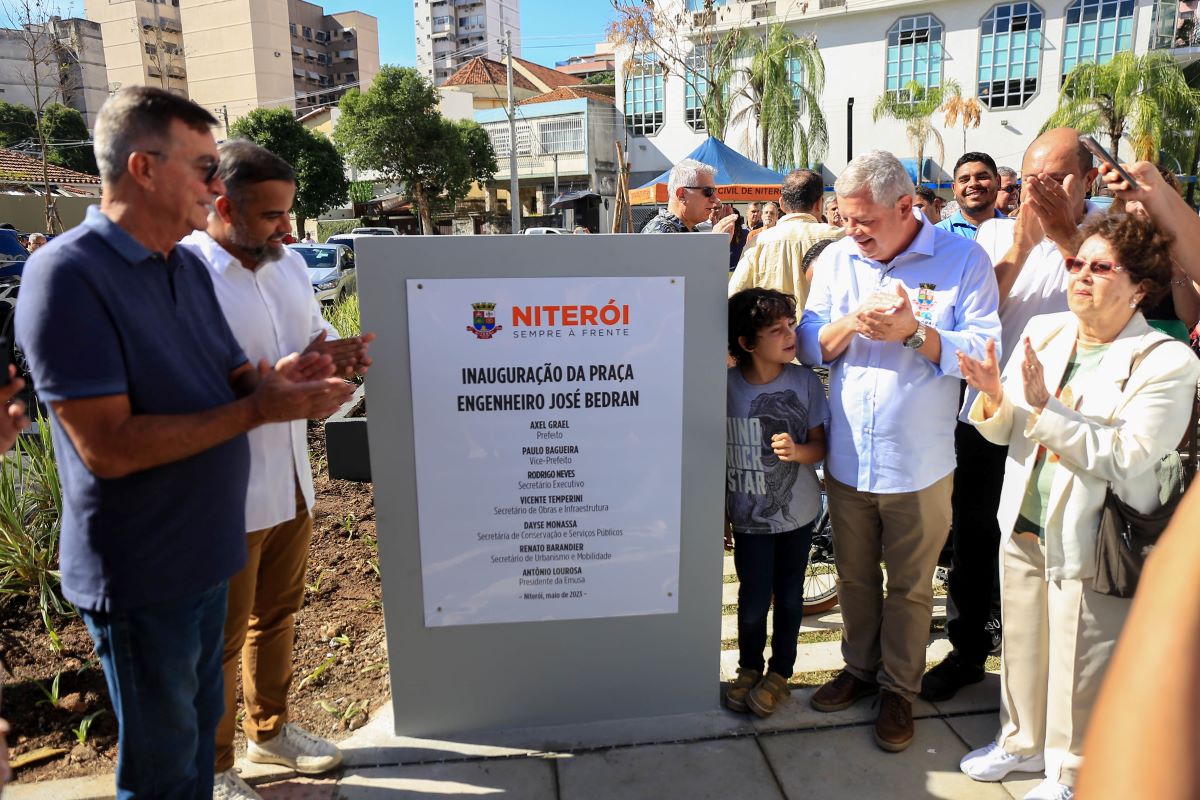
919, 653, 985, 702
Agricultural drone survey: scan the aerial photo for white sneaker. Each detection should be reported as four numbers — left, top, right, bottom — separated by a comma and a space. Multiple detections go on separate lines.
246, 723, 343, 774
960, 741, 1046, 781
1023, 778, 1074, 800
214, 769, 262, 800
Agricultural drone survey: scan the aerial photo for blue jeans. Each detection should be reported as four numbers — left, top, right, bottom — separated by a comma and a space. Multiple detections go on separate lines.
733, 524, 814, 678
81, 581, 228, 800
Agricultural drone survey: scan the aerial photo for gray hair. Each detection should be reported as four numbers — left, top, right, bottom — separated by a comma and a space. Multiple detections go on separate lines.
997, 165, 1019, 181
835, 150, 914, 205
667, 158, 717, 198
93, 86, 218, 184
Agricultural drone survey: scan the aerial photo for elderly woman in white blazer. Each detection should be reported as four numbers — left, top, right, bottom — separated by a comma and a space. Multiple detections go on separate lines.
954, 213, 1200, 800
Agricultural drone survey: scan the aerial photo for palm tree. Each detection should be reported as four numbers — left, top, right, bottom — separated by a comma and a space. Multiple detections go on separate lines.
1042, 51, 1200, 161
724, 24, 828, 170
872, 79, 958, 186
941, 83, 982, 153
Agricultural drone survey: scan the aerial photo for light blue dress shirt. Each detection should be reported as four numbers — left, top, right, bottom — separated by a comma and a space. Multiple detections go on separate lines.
798, 216, 1001, 494
934, 208, 1006, 240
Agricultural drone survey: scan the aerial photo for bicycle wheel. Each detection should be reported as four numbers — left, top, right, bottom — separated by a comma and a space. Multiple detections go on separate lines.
803, 492, 839, 615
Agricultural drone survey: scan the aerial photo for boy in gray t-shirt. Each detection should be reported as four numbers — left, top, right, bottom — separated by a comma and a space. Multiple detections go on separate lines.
724, 288, 829, 719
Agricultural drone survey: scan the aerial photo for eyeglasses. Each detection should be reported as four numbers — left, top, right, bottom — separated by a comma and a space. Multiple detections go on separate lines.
683, 186, 718, 198
1064, 257, 1125, 275
142, 150, 221, 184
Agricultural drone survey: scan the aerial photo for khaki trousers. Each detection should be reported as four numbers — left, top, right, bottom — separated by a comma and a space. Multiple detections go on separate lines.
215, 486, 312, 773
826, 473, 953, 700
996, 532, 1131, 787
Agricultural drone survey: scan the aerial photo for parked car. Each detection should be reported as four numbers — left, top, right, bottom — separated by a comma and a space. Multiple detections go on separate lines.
0, 230, 29, 279
350, 227, 397, 235
289, 243, 356, 305
522, 227, 573, 234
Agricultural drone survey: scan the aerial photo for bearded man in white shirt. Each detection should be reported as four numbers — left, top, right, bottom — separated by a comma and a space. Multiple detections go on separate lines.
180, 140, 373, 800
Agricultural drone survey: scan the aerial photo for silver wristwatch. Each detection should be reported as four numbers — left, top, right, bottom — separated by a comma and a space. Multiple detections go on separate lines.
903, 320, 927, 349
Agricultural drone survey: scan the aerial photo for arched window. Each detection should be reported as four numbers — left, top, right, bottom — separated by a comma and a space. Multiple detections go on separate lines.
624, 55, 664, 137
1061, 0, 1135, 81
979, 2, 1044, 109
885, 15, 944, 99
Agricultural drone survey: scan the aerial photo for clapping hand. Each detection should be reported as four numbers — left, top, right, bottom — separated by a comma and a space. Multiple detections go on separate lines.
957, 338, 1003, 411
855, 283, 918, 342
1024, 174, 1081, 250
1020, 337, 1050, 410
713, 211, 740, 241
251, 354, 355, 423
304, 330, 376, 378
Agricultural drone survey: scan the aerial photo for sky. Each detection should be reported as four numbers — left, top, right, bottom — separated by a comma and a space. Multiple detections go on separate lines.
339, 0, 615, 68
34, 1, 617, 71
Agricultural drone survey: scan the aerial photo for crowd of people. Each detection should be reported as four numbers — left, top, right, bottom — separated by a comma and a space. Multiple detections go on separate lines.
0, 81, 1198, 800
644, 127, 1200, 800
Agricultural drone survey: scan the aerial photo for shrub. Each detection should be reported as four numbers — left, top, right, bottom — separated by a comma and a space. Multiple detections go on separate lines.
323, 294, 360, 338
0, 414, 72, 649
316, 219, 361, 243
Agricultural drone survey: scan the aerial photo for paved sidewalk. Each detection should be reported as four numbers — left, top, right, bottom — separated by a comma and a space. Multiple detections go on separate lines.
21, 556, 1022, 800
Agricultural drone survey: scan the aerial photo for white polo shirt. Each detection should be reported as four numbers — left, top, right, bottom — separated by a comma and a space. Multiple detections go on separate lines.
180, 231, 338, 532
961, 200, 1102, 423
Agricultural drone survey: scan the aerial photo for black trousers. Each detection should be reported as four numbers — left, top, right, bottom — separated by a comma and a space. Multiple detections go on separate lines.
733, 524, 814, 678
947, 420, 1008, 667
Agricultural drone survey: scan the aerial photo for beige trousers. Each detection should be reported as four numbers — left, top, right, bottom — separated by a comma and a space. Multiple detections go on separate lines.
826, 472, 953, 700
996, 532, 1131, 787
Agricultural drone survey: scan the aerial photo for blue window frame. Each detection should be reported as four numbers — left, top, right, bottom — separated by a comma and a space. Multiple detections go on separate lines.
685, 46, 708, 132
624, 55, 664, 137
979, 2, 1044, 108
1061, 0, 1135, 81
885, 15, 945, 99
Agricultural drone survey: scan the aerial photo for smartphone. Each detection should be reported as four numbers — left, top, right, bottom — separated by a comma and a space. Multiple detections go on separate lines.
1079, 135, 1141, 189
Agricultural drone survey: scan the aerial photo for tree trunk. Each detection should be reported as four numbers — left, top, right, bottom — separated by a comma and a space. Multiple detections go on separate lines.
1188, 134, 1200, 208
295, 213, 308, 240
415, 183, 433, 235
760, 125, 769, 169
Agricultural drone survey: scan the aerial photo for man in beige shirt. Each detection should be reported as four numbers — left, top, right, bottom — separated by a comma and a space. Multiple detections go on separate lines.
729, 169, 845, 311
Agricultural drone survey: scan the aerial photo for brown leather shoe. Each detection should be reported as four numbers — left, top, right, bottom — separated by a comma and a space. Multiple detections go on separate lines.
724, 668, 762, 713
746, 672, 791, 718
810, 669, 878, 712
874, 690, 914, 752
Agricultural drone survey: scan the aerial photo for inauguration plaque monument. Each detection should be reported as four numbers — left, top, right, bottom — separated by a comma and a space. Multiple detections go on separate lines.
357, 234, 726, 736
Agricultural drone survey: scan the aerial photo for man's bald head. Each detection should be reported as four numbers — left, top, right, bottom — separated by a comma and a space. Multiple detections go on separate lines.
1022, 127, 1093, 180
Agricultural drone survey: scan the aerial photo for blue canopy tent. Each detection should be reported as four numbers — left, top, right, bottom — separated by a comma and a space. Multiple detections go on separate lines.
630, 138, 787, 204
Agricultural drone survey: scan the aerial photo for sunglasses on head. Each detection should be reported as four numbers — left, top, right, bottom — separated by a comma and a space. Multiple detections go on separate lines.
683, 185, 718, 198
1064, 257, 1124, 275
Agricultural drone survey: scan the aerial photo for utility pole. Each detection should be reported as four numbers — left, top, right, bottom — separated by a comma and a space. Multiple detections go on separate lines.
552, 153, 559, 225
220, 105, 230, 138
504, 29, 520, 234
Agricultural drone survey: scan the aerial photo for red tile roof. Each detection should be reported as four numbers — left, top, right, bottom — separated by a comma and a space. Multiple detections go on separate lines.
0, 148, 100, 185
514, 57, 582, 89
518, 86, 615, 106
444, 57, 537, 91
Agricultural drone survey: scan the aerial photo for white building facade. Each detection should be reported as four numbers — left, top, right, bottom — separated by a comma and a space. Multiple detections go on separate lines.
619, 0, 1185, 187
414, 0, 521, 85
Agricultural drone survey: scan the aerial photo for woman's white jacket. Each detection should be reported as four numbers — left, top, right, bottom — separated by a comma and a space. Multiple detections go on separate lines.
968, 311, 1200, 581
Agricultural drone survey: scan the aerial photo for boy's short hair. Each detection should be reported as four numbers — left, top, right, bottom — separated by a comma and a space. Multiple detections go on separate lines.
728, 288, 797, 366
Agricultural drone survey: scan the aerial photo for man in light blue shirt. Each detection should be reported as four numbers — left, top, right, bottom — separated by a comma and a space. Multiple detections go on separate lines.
935, 152, 1006, 240
798, 150, 1001, 753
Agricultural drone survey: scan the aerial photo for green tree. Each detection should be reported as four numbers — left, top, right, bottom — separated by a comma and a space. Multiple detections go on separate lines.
0, 101, 96, 175
41, 104, 95, 175
1042, 51, 1200, 161
333, 66, 497, 234
725, 24, 827, 169
581, 71, 614, 85
229, 107, 350, 234
872, 79, 958, 186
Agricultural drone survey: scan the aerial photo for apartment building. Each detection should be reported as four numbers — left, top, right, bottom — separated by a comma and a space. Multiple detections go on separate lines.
414, 0, 521, 85
0, 17, 109, 129
618, 0, 1185, 188
84, 0, 379, 133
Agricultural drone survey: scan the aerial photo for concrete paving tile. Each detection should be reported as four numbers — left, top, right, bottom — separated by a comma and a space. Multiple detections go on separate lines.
928, 673, 1002, 716
256, 776, 338, 799
558, 737, 783, 800
724, 555, 736, 576
748, 686, 940, 734
5, 774, 115, 800
337, 756, 557, 799
759, 718, 1011, 800
944, 713, 1045, 799
339, 705, 544, 767
722, 581, 739, 604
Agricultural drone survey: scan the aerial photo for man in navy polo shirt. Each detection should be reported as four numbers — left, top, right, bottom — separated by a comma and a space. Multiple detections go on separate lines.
936, 152, 1005, 240
15, 87, 352, 799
